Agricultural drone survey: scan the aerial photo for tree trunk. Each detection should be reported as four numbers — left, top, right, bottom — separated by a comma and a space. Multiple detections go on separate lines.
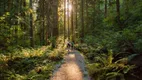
71, 1, 74, 42
81, 0, 84, 42
85, 0, 88, 33
29, 0, 34, 47
67, 0, 70, 40
75, 0, 78, 42
42, 0, 45, 45
53, 0, 59, 37
116, 0, 120, 19
51, 0, 58, 48
64, 0, 66, 42
116, 0, 122, 29
45, 0, 50, 45
23, 0, 26, 42
105, 0, 107, 17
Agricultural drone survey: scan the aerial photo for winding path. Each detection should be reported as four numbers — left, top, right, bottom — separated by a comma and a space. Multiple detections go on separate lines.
50, 50, 90, 80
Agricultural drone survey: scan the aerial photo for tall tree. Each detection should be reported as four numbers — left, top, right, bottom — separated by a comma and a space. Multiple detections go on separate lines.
71, 0, 74, 41
64, 0, 66, 42
75, 0, 78, 42
29, 0, 34, 47
51, 0, 59, 48
67, 0, 70, 40
42, 0, 45, 45
116, 0, 120, 28
85, 0, 88, 27
45, 0, 50, 45
22, 0, 27, 43
81, 0, 84, 42
105, 0, 108, 17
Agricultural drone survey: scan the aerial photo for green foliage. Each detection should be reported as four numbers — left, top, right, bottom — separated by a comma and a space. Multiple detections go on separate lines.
0, 12, 11, 51
47, 49, 64, 61
87, 51, 135, 80
84, 35, 96, 46
0, 46, 64, 80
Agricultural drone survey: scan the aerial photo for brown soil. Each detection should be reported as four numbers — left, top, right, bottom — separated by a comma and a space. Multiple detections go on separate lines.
50, 50, 90, 80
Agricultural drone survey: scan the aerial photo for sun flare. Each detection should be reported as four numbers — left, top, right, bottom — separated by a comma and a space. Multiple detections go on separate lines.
69, 4, 72, 11
65, 1, 72, 16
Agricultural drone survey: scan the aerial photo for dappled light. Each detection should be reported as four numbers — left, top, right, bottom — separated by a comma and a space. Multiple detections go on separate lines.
51, 53, 84, 80
68, 4, 72, 11
64, 0, 72, 16
0, 0, 142, 80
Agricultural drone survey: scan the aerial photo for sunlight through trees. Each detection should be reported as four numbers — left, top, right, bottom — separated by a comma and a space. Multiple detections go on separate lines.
0, 0, 142, 79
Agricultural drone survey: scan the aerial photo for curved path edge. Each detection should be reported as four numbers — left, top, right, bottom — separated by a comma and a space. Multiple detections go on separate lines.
50, 50, 90, 80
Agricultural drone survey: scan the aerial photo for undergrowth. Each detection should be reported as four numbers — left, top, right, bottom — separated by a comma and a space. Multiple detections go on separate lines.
76, 44, 135, 80
0, 44, 66, 80
86, 51, 135, 80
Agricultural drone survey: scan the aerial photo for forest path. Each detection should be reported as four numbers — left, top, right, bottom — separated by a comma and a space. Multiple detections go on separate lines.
50, 50, 90, 80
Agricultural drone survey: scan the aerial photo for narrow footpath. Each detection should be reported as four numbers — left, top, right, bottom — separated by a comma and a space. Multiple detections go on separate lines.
50, 50, 90, 80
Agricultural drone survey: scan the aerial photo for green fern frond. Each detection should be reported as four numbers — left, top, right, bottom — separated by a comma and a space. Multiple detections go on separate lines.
106, 72, 125, 80
108, 50, 113, 65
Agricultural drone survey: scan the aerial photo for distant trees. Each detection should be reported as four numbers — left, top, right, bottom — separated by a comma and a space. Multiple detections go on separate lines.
0, 0, 60, 51
0, 0, 32, 51
38, 0, 59, 48
0, 0, 142, 54
62, 0, 85, 42
59, 0, 142, 55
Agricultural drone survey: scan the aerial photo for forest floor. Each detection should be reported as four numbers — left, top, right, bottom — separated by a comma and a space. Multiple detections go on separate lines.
50, 49, 90, 80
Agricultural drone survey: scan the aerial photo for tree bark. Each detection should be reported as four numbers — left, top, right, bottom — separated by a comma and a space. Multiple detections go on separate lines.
81, 0, 84, 42
116, 0, 122, 29
42, 0, 45, 45
45, 0, 50, 45
67, 0, 70, 40
105, 0, 107, 17
64, 0, 66, 42
51, 0, 59, 48
75, 0, 78, 42
29, 0, 34, 47
85, 0, 88, 33
71, 1, 74, 41
116, 0, 120, 19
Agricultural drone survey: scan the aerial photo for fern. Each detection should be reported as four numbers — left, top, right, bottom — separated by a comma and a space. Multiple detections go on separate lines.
106, 72, 125, 80
87, 51, 134, 80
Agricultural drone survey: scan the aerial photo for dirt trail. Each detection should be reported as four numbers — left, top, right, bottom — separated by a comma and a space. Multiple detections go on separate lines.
50, 50, 90, 80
